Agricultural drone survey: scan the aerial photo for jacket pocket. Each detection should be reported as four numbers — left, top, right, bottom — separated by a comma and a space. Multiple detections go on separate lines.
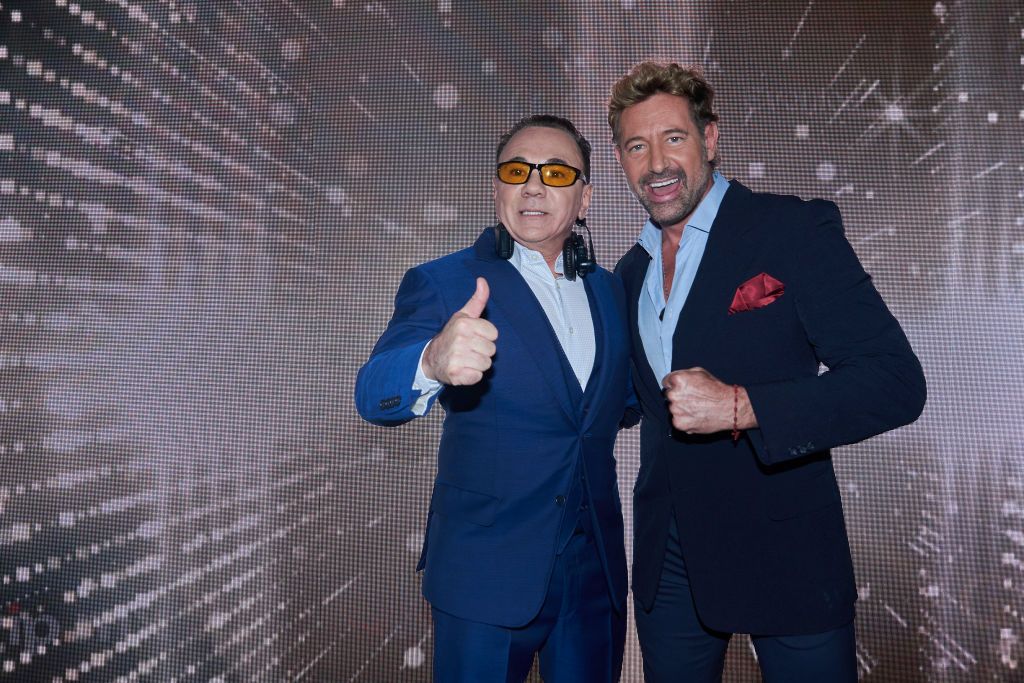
430, 481, 500, 527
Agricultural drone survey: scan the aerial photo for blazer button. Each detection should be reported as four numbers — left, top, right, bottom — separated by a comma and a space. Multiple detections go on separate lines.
555, 495, 566, 506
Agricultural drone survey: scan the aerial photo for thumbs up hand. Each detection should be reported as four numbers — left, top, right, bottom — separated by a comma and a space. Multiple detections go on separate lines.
422, 278, 499, 386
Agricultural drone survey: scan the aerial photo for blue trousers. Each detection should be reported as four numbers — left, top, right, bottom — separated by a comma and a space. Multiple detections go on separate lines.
432, 527, 625, 682
635, 517, 857, 682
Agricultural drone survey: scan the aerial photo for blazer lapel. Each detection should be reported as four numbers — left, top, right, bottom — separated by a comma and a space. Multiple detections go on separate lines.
579, 273, 608, 431
618, 245, 665, 406
671, 181, 758, 367
470, 229, 578, 424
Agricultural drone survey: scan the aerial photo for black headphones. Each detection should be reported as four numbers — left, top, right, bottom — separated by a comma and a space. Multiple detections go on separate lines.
494, 218, 596, 281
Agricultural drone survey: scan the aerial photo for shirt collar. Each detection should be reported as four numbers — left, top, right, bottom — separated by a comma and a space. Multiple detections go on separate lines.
511, 240, 564, 274
637, 171, 730, 257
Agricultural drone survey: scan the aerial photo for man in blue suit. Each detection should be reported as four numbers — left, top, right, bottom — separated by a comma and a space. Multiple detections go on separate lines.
355, 115, 635, 682
608, 62, 926, 681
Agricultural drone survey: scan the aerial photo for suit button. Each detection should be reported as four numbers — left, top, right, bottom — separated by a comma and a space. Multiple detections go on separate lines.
555, 495, 566, 506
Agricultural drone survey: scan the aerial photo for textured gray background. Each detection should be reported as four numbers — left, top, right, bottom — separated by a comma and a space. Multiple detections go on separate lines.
0, 1, 1021, 680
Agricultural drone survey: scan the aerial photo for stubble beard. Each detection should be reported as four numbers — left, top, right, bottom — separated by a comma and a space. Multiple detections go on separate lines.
638, 158, 714, 230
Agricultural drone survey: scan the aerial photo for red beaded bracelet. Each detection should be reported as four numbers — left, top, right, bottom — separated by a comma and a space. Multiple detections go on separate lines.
732, 384, 741, 442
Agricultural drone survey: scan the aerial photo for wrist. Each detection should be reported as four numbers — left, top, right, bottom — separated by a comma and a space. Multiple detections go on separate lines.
420, 340, 438, 382
734, 386, 757, 430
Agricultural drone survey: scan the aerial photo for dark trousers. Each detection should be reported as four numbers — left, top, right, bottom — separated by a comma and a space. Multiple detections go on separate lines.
432, 527, 625, 682
635, 517, 857, 683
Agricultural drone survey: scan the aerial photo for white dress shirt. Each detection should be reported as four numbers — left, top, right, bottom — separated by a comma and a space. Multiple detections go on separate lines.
412, 239, 596, 414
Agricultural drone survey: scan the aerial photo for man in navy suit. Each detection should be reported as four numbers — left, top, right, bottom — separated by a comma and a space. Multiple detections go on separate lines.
608, 62, 926, 681
355, 115, 635, 682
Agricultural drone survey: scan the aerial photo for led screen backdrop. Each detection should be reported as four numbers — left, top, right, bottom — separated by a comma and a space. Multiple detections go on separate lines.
1, 1, 1022, 681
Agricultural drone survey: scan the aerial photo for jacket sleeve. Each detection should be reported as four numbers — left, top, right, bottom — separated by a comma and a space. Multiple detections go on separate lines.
354, 266, 449, 426
745, 201, 926, 465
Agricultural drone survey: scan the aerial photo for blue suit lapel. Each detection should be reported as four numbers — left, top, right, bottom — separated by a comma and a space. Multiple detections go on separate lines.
580, 274, 609, 431
470, 229, 578, 425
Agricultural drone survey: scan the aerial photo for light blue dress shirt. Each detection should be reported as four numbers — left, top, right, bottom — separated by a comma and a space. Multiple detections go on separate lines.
636, 171, 730, 383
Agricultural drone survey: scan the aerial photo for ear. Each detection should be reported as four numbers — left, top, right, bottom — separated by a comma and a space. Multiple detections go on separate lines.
612, 142, 623, 166
578, 183, 594, 220
492, 176, 499, 199
703, 121, 720, 163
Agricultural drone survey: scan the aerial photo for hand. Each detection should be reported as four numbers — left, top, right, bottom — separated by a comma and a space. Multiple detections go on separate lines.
422, 277, 498, 386
662, 367, 756, 434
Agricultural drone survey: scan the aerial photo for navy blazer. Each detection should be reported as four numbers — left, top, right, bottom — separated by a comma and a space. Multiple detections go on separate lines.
356, 228, 633, 627
616, 181, 925, 635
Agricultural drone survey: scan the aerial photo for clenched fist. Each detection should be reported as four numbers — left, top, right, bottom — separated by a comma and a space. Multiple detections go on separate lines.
422, 277, 499, 386
662, 367, 757, 435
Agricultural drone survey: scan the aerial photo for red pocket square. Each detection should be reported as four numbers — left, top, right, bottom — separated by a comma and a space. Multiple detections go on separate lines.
728, 272, 785, 315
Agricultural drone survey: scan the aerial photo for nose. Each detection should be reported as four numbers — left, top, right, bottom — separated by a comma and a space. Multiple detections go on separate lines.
648, 141, 667, 174
521, 167, 546, 195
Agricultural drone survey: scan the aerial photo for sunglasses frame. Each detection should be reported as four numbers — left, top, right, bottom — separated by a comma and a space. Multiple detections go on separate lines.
495, 161, 588, 187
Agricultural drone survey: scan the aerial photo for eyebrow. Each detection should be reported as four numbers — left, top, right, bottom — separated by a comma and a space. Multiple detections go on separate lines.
504, 155, 574, 165
623, 128, 690, 147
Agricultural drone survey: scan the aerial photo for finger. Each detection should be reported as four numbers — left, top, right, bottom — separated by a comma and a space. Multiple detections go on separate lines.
467, 338, 496, 359
450, 369, 484, 386
457, 317, 498, 342
458, 277, 489, 319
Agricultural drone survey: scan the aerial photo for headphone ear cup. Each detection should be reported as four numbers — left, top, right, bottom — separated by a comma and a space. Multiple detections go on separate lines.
562, 235, 578, 281
577, 235, 595, 276
564, 232, 595, 279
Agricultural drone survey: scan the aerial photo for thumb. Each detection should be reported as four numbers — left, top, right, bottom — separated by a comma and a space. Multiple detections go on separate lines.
458, 277, 489, 318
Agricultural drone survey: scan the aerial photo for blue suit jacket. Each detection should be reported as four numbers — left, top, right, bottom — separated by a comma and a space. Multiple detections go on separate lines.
356, 228, 633, 627
616, 181, 926, 635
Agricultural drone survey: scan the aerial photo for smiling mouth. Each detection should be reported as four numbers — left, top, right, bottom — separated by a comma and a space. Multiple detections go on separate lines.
520, 210, 547, 216
648, 178, 679, 189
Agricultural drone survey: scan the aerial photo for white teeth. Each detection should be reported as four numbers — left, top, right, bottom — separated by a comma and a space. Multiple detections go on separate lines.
521, 211, 545, 215
650, 178, 678, 188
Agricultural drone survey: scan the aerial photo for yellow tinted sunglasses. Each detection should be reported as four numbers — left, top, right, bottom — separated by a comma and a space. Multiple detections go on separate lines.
496, 161, 587, 187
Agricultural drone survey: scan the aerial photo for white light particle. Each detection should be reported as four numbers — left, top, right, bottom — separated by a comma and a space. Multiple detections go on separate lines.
0, 218, 27, 243
816, 162, 836, 182
433, 84, 459, 109
403, 646, 425, 668
885, 104, 905, 123
795, 124, 809, 138
987, 111, 998, 123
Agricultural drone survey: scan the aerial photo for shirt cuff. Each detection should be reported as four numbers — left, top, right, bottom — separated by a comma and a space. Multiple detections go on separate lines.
412, 341, 443, 416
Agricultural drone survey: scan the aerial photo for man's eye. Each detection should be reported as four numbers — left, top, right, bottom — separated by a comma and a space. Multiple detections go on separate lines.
548, 170, 565, 178
629, 144, 644, 153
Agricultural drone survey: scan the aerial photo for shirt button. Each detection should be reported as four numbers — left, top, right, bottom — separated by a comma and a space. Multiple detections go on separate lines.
555, 495, 566, 506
